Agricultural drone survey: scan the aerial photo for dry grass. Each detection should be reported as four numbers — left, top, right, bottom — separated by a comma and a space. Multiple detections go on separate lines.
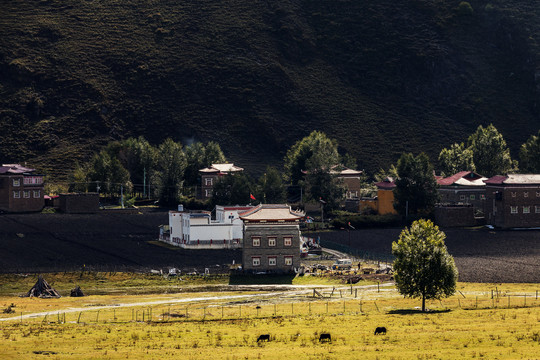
0, 282, 539, 359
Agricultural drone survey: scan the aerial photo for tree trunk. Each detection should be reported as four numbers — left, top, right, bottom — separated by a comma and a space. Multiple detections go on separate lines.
422, 294, 426, 312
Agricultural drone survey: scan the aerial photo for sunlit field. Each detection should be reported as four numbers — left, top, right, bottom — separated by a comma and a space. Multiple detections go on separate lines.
1, 275, 539, 359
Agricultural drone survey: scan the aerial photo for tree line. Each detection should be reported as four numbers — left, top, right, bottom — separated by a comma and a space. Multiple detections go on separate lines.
70, 125, 539, 211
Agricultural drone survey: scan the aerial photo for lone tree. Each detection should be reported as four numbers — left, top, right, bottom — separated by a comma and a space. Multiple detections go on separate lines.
392, 219, 458, 312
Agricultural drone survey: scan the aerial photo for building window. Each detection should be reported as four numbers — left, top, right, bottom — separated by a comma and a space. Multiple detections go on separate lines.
470, 195, 476, 200
268, 257, 277, 266
268, 237, 276, 247
284, 256, 293, 266
524, 192, 529, 198
460, 195, 465, 201
523, 206, 530, 214
205, 178, 213, 186
23, 176, 43, 185
480, 194, 486, 200
205, 189, 212, 197
13, 191, 20, 198
510, 206, 518, 214
23, 191, 30, 198
284, 237, 292, 246
252, 237, 261, 247
252, 257, 261, 267
536, 191, 540, 197
12, 179, 20, 187
33, 190, 40, 198
536, 206, 540, 214
511, 192, 517, 197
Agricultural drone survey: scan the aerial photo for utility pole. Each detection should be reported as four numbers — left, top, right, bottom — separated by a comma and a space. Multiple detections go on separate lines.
143, 167, 146, 198
120, 185, 124, 209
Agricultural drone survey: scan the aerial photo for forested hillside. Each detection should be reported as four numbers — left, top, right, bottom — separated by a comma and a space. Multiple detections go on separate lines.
0, 0, 538, 179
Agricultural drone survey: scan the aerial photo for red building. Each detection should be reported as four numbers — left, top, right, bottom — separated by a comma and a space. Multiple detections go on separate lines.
0, 164, 45, 212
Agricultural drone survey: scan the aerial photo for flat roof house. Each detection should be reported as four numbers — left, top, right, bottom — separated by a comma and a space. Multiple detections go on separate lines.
484, 174, 540, 228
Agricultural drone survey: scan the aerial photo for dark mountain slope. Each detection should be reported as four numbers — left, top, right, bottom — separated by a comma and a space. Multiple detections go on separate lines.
0, 0, 538, 179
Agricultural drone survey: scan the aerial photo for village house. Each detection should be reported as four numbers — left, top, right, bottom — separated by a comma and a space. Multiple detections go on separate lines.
199, 163, 244, 199
160, 205, 253, 249
240, 204, 304, 274
0, 164, 44, 212
437, 171, 487, 213
358, 177, 397, 215
484, 174, 540, 228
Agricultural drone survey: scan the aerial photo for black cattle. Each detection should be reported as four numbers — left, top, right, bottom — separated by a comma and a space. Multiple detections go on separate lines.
374, 327, 387, 335
257, 334, 270, 342
319, 333, 331, 342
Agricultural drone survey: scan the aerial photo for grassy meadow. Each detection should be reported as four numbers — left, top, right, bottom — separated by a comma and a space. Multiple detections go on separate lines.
0, 274, 539, 359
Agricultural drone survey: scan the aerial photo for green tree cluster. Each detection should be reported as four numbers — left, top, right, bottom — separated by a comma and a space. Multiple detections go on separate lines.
519, 130, 540, 173
394, 152, 439, 216
392, 219, 458, 312
72, 137, 227, 206
284, 131, 357, 210
438, 124, 520, 177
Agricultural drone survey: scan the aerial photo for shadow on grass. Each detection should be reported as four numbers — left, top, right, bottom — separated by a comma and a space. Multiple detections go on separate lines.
229, 273, 296, 285
388, 308, 452, 315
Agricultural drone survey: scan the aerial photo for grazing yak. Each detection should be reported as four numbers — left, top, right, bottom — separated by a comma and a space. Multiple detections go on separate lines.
319, 333, 332, 342
374, 327, 387, 335
257, 334, 270, 342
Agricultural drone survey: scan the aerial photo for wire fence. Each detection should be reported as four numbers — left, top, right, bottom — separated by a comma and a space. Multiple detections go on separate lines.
9, 288, 540, 326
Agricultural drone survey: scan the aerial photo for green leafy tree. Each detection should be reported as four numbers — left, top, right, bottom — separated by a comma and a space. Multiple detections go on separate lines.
211, 173, 255, 206
69, 163, 89, 193
116, 137, 157, 196
257, 166, 286, 203
392, 219, 458, 312
519, 130, 540, 173
467, 124, 518, 177
87, 150, 130, 195
374, 164, 399, 182
184, 141, 226, 186
438, 142, 475, 177
394, 153, 439, 215
155, 138, 187, 205
284, 131, 347, 210
284, 131, 340, 185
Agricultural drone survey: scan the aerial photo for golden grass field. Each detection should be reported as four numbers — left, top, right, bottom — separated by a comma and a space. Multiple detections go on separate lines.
0, 274, 539, 359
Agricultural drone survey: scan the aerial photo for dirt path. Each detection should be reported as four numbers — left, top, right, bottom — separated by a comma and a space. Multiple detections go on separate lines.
0, 283, 394, 322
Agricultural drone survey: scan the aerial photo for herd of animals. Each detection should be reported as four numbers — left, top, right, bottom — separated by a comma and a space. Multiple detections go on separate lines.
256, 327, 387, 343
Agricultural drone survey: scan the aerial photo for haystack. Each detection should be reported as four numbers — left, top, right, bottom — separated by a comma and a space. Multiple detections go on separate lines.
70, 285, 84, 297
24, 276, 61, 298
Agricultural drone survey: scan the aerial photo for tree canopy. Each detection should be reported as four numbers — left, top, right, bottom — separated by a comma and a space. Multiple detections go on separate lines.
438, 142, 475, 177
467, 124, 517, 177
283, 131, 340, 185
211, 173, 255, 206
519, 130, 540, 173
394, 152, 439, 215
155, 138, 187, 205
257, 166, 286, 204
392, 219, 458, 312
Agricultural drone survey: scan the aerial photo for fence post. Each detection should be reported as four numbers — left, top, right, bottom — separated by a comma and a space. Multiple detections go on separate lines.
77, 312, 82, 324
374, 301, 379, 312
96, 310, 100, 323
355, 289, 357, 298
508, 295, 510, 308
458, 298, 461, 308
326, 301, 329, 314
274, 304, 276, 316
475, 296, 478, 309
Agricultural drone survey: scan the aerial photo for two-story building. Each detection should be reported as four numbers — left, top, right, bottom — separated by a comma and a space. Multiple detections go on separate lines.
240, 204, 304, 274
484, 174, 540, 228
0, 164, 44, 212
199, 163, 244, 199
437, 171, 487, 213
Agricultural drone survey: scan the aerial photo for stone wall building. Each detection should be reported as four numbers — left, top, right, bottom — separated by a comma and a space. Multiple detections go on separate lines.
199, 163, 244, 199
240, 204, 304, 274
0, 164, 44, 212
484, 174, 540, 228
